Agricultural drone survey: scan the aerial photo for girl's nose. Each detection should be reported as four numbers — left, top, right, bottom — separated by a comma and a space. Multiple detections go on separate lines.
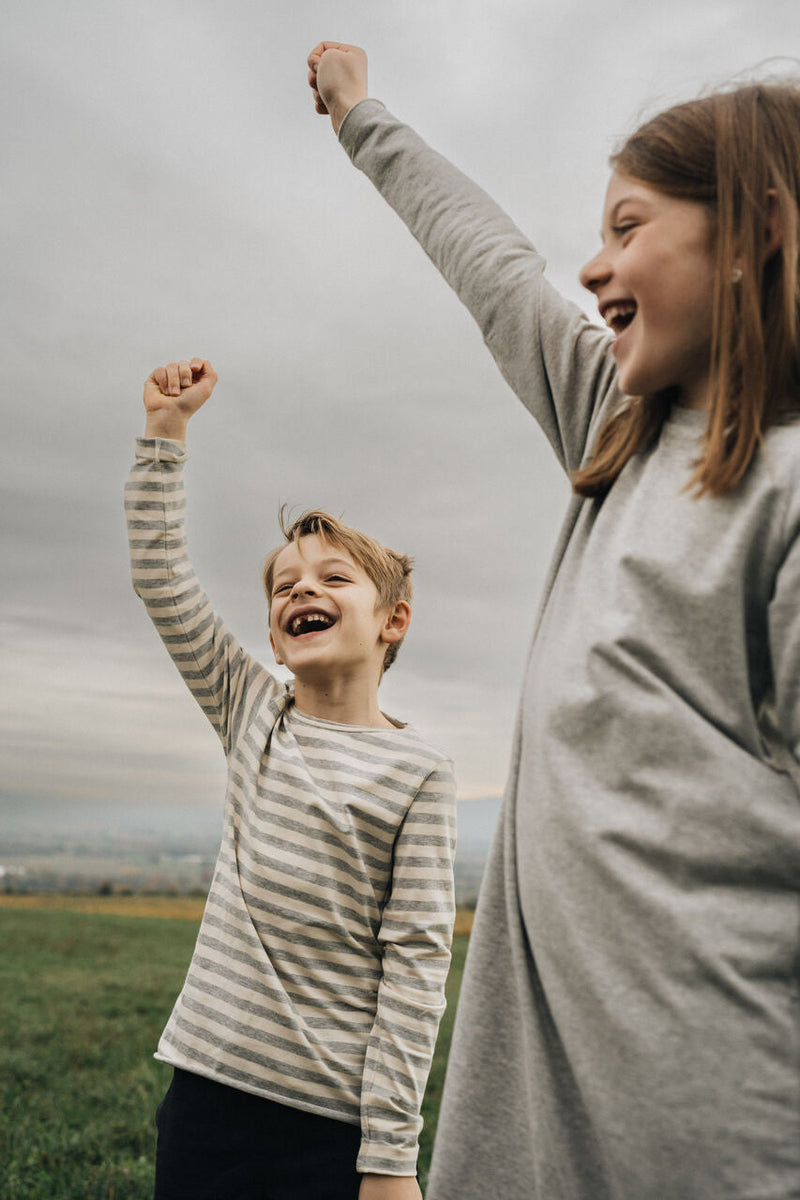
579, 248, 612, 294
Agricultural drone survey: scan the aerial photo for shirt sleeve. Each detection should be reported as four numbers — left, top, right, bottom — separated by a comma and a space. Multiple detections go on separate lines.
124, 437, 281, 757
357, 757, 457, 1175
338, 100, 621, 475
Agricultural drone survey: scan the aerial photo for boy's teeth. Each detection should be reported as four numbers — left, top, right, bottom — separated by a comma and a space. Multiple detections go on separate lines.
290, 612, 333, 635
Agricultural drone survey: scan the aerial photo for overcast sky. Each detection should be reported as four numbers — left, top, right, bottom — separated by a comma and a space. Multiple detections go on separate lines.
2, 0, 796, 840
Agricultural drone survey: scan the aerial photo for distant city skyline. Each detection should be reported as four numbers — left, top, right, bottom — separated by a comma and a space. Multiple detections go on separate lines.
1, 796, 503, 909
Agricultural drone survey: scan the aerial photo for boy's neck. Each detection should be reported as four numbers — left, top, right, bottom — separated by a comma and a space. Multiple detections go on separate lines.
292, 673, 394, 729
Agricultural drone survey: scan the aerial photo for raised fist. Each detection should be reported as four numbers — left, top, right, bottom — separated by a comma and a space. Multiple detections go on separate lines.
143, 358, 217, 439
307, 42, 368, 134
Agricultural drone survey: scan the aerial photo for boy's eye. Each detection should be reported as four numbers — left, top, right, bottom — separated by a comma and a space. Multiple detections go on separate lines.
326, 574, 349, 583
273, 583, 292, 596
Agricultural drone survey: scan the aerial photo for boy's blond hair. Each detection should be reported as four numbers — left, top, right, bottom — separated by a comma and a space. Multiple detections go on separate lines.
263, 509, 413, 672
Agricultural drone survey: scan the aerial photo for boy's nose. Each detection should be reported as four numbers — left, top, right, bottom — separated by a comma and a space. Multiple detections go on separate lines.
291, 580, 319, 599
579, 249, 611, 294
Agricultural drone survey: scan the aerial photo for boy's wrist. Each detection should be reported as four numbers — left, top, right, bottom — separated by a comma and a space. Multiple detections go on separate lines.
144, 413, 188, 441
358, 1173, 421, 1200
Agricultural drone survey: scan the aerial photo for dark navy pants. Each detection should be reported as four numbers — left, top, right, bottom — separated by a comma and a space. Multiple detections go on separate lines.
154, 1068, 362, 1200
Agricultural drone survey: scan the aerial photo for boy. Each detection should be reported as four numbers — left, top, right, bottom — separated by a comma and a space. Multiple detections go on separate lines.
125, 357, 456, 1200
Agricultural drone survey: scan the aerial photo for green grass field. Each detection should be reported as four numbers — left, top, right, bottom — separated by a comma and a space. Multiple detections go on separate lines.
1, 906, 468, 1198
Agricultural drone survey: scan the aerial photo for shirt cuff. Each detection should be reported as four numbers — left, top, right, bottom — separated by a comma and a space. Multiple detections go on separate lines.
338, 98, 386, 152
135, 437, 188, 464
357, 1138, 418, 1177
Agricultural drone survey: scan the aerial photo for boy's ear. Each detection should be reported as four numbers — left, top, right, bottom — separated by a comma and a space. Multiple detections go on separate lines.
269, 631, 284, 666
380, 601, 411, 644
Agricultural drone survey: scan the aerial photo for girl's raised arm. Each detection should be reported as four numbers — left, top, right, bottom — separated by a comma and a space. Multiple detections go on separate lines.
309, 44, 621, 476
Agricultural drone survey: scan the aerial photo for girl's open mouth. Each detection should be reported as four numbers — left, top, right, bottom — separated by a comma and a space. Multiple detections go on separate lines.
603, 301, 637, 337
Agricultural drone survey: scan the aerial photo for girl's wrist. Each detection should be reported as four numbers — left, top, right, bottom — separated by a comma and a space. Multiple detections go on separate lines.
332, 94, 367, 135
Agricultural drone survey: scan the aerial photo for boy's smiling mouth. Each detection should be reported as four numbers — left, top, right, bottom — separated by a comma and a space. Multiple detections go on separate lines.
288, 610, 337, 637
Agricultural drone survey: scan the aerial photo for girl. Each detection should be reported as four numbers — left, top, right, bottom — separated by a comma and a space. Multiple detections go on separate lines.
307, 43, 800, 1200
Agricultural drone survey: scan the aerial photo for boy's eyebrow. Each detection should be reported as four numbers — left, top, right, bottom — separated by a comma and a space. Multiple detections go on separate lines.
317, 556, 357, 571
272, 555, 357, 586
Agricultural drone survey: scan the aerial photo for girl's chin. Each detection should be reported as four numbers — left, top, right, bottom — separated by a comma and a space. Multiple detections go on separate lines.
611, 339, 633, 384
614, 355, 655, 398
614, 359, 637, 393
611, 325, 645, 391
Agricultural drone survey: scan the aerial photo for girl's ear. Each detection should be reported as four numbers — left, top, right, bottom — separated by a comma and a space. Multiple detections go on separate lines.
732, 190, 782, 276
381, 601, 412, 644
763, 188, 783, 264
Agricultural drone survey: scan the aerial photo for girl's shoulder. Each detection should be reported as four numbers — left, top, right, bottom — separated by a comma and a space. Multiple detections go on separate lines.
759, 415, 800, 542
762, 413, 800, 476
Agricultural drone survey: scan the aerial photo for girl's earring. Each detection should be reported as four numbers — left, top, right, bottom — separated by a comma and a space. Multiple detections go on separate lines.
731, 266, 743, 284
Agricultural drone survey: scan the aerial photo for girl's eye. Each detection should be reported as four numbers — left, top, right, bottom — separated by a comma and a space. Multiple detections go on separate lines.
613, 223, 638, 239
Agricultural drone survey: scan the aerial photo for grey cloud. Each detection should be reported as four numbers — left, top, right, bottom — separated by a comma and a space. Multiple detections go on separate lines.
2, 0, 794, 837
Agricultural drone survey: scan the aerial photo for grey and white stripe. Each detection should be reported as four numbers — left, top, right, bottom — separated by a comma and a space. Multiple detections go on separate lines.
125, 437, 456, 1174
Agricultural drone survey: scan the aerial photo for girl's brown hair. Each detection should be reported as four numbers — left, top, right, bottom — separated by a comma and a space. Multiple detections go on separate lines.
572, 80, 800, 499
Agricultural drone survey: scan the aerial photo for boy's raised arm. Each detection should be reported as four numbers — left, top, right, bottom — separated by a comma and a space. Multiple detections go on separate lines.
126, 359, 278, 755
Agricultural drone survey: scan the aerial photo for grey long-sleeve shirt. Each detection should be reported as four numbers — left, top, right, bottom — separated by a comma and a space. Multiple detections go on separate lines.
340, 100, 800, 1199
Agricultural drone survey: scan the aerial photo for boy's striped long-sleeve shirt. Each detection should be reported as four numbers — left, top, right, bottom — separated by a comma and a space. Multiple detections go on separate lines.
125, 437, 457, 1175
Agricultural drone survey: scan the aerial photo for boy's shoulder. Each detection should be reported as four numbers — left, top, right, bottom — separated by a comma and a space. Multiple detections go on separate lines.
285, 703, 453, 775
387, 719, 454, 772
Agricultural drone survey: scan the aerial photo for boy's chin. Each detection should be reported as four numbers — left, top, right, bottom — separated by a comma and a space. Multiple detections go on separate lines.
283, 644, 337, 673
274, 635, 331, 670
282, 652, 330, 677
288, 650, 384, 685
